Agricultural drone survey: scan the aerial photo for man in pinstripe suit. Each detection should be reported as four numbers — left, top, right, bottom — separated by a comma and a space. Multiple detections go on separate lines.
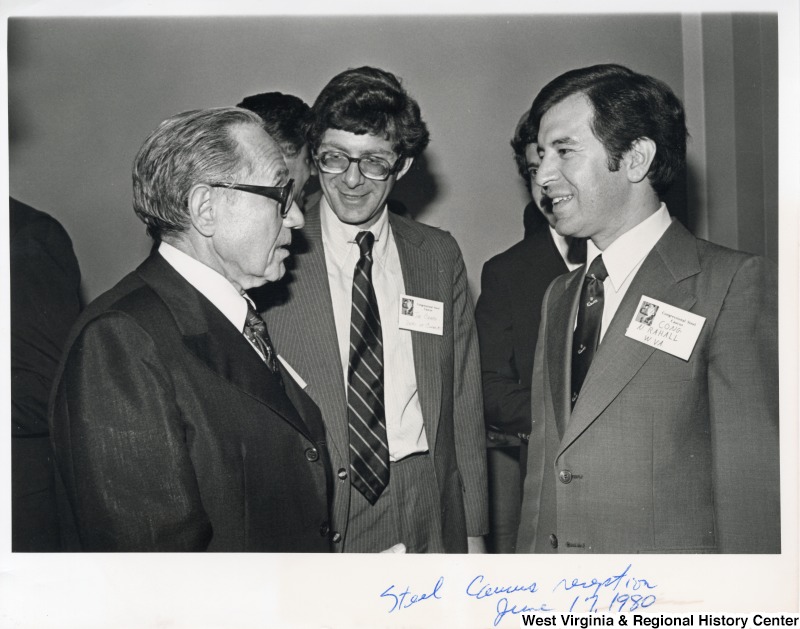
262, 66, 488, 553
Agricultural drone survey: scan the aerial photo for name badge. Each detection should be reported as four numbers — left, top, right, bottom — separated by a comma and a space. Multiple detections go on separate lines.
624, 295, 705, 360
277, 355, 308, 389
398, 294, 444, 336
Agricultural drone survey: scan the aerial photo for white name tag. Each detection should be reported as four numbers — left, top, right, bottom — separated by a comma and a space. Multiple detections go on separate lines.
398, 294, 444, 336
624, 295, 705, 360
277, 355, 308, 389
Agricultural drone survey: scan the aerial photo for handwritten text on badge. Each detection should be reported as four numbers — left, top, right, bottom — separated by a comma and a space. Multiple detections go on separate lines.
625, 295, 705, 360
398, 294, 444, 335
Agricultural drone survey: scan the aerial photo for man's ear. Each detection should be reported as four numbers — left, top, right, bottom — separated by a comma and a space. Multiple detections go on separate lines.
394, 156, 415, 181
187, 183, 216, 237
625, 137, 657, 184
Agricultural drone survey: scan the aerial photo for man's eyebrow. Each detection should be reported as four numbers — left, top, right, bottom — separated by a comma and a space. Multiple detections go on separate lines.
318, 142, 394, 157
550, 136, 578, 147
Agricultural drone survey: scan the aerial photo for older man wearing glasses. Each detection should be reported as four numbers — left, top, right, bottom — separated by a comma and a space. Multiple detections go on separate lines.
49, 107, 332, 552
262, 67, 488, 554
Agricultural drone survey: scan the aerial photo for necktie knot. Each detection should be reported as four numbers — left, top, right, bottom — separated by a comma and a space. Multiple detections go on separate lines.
245, 307, 266, 334
356, 231, 375, 259
586, 255, 609, 283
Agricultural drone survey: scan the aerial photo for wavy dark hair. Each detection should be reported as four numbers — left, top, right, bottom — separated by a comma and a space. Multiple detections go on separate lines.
237, 91, 311, 158
510, 108, 535, 192
306, 66, 429, 159
528, 63, 688, 198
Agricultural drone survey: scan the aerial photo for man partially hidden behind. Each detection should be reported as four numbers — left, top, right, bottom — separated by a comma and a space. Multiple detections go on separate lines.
264, 66, 488, 553
49, 107, 332, 551
474, 112, 584, 553
237, 91, 318, 209
516, 64, 779, 553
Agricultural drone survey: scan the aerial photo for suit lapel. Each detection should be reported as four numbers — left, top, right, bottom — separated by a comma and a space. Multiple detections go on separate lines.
136, 254, 313, 440
560, 221, 701, 453
284, 205, 351, 462
389, 213, 443, 450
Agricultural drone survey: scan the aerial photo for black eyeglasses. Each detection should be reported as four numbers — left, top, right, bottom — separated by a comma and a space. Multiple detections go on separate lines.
315, 151, 404, 181
210, 179, 295, 218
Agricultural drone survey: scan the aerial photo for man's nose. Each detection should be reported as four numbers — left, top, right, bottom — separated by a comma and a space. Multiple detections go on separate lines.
283, 201, 304, 229
342, 160, 364, 187
535, 154, 557, 189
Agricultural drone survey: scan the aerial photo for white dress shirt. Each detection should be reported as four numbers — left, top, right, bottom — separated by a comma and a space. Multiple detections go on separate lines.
583, 204, 673, 343
320, 198, 428, 462
158, 241, 263, 358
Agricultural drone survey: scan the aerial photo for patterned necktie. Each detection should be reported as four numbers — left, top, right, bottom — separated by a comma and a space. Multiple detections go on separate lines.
347, 231, 390, 505
571, 255, 609, 408
244, 306, 283, 382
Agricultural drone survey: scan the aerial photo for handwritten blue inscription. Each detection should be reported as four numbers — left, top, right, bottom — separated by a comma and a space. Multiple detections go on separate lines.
378, 565, 657, 624
380, 576, 444, 613
466, 574, 541, 599
493, 598, 554, 627
554, 564, 657, 613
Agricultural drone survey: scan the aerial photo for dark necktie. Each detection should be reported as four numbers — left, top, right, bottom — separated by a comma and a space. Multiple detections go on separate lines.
347, 231, 390, 505
244, 306, 283, 383
571, 255, 609, 408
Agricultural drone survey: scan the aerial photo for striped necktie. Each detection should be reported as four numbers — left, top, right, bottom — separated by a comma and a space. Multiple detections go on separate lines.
571, 254, 609, 408
346, 231, 390, 505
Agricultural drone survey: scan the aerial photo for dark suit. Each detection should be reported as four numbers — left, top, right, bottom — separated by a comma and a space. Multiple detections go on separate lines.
517, 221, 780, 553
50, 253, 332, 552
10, 198, 82, 551
475, 220, 568, 553
263, 203, 487, 553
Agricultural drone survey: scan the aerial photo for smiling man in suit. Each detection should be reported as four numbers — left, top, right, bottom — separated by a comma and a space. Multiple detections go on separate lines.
50, 107, 331, 552
516, 64, 779, 554
263, 66, 488, 553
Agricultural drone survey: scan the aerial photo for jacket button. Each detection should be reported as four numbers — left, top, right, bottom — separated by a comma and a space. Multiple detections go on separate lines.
305, 447, 319, 462
320, 522, 330, 537
550, 534, 558, 549
337, 468, 348, 480
332, 532, 342, 543
558, 469, 573, 484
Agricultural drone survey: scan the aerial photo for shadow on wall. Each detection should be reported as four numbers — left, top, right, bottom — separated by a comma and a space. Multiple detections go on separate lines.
387, 153, 440, 222
665, 165, 689, 231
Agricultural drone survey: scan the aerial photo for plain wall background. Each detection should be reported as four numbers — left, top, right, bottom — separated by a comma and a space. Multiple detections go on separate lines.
8, 14, 777, 302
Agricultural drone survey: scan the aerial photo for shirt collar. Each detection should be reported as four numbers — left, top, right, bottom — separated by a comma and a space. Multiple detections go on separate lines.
158, 240, 249, 332
320, 195, 390, 266
585, 203, 672, 291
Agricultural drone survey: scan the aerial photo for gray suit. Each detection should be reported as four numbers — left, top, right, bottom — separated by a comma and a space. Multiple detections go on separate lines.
517, 220, 780, 553
263, 203, 488, 552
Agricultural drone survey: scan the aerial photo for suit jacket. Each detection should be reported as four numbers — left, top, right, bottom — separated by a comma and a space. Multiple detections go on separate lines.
10, 198, 82, 551
475, 220, 568, 438
49, 253, 332, 552
517, 220, 780, 553
262, 203, 488, 552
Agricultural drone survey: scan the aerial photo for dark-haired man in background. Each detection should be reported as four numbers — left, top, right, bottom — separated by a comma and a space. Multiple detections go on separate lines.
49, 107, 331, 552
475, 112, 584, 553
264, 66, 488, 553
237, 91, 318, 209
517, 64, 779, 553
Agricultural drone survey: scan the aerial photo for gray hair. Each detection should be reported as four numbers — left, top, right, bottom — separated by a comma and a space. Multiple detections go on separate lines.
132, 107, 265, 240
